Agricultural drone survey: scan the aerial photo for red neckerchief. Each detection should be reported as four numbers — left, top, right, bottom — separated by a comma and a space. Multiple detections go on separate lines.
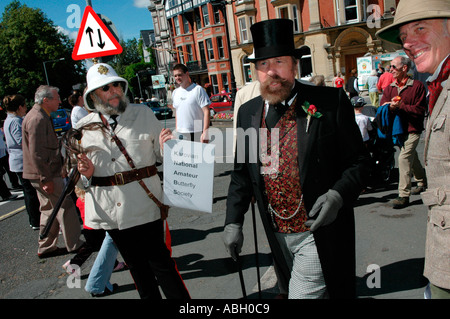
395, 76, 409, 89
428, 56, 450, 114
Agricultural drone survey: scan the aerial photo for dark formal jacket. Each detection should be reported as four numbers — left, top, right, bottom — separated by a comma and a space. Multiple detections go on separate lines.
226, 81, 370, 298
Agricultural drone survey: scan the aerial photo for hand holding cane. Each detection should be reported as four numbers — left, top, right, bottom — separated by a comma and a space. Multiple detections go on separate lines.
39, 168, 80, 239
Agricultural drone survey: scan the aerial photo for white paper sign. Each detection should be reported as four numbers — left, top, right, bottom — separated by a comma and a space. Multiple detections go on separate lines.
163, 140, 215, 213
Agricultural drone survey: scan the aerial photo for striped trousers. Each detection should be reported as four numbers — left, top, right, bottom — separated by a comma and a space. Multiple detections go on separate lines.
275, 231, 328, 299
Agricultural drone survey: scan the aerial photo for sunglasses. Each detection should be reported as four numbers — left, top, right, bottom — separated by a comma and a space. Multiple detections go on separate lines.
389, 65, 401, 70
102, 81, 122, 92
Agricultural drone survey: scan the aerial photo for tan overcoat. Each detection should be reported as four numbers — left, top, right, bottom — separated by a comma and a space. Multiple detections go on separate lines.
422, 78, 450, 289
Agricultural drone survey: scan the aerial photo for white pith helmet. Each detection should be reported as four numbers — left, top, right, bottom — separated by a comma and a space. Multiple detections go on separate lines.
83, 62, 128, 111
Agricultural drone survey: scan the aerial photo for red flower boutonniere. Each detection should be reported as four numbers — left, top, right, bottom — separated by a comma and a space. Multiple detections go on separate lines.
301, 101, 323, 132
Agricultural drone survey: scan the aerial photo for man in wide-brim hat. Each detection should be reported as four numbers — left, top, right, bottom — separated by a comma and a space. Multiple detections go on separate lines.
224, 19, 370, 299
377, 0, 450, 299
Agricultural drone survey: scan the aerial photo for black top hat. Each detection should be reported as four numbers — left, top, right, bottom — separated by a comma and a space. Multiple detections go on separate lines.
249, 19, 300, 62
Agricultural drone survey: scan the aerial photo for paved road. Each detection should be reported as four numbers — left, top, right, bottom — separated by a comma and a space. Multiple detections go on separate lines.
0, 116, 429, 300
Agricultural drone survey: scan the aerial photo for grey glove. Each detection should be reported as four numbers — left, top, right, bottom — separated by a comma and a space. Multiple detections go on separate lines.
223, 223, 243, 261
305, 189, 343, 232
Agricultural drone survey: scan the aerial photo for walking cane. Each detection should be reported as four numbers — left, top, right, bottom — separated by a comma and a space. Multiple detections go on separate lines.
40, 168, 80, 240
40, 129, 83, 240
235, 247, 247, 299
251, 200, 262, 298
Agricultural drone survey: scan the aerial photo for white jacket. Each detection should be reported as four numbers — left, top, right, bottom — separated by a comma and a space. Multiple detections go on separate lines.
77, 104, 163, 230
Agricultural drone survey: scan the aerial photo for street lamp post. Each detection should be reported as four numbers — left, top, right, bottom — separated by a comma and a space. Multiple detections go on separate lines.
211, 0, 237, 111
136, 73, 143, 98
43, 58, 65, 85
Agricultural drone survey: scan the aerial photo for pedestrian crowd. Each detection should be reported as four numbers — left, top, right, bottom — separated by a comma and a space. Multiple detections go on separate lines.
0, 0, 448, 300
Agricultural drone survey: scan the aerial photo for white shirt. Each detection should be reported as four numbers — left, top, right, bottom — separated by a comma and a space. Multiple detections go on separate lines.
71, 105, 89, 129
355, 113, 373, 142
172, 83, 211, 133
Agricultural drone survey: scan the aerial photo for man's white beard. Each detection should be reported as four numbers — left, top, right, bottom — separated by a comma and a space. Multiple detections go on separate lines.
92, 93, 129, 115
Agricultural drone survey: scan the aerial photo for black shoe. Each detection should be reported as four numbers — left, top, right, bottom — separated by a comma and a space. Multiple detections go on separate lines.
91, 283, 119, 297
392, 196, 409, 209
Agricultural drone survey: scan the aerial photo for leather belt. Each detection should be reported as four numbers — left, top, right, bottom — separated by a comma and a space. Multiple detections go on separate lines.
91, 165, 157, 187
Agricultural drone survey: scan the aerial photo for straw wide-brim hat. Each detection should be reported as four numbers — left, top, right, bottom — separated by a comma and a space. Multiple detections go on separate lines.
376, 0, 450, 44
83, 63, 128, 111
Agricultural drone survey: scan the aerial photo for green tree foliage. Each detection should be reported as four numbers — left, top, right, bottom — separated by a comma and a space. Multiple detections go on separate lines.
123, 62, 156, 99
0, 1, 84, 102
110, 37, 156, 99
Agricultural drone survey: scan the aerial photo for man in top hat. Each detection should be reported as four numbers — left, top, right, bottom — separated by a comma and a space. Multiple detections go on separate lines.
223, 19, 370, 299
377, 0, 450, 299
74, 62, 190, 299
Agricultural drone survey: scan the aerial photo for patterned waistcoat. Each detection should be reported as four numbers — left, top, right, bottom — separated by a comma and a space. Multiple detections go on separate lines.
261, 100, 309, 233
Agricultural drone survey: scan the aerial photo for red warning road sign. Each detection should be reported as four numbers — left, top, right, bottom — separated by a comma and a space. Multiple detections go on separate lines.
72, 6, 122, 60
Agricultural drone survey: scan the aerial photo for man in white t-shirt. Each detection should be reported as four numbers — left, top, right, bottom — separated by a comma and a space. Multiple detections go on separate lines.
172, 64, 211, 143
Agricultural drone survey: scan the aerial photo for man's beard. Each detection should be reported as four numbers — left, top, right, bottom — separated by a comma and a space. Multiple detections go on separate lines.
92, 93, 128, 115
260, 74, 294, 105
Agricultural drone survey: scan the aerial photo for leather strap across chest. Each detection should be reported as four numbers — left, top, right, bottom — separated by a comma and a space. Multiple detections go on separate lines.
96, 113, 168, 214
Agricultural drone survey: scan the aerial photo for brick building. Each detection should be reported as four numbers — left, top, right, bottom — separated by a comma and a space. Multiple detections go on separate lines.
148, 0, 401, 94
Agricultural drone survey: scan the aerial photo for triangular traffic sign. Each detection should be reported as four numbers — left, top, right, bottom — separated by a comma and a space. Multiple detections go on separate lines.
72, 6, 122, 60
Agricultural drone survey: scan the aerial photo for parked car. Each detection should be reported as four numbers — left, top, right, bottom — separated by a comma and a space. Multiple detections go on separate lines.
51, 109, 71, 136
144, 101, 173, 120
209, 92, 232, 115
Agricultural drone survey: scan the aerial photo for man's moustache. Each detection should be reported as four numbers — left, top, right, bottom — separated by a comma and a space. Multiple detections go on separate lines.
108, 94, 121, 101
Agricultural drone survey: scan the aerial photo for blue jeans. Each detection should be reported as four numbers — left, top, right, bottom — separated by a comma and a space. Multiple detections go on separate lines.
85, 232, 118, 294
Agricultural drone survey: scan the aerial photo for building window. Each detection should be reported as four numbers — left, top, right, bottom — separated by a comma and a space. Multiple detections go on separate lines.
292, 5, 299, 33
186, 44, 193, 62
213, 5, 221, 25
206, 38, 214, 60
277, 5, 300, 33
279, 6, 288, 19
202, 5, 210, 27
243, 55, 252, 84
239, 17, 249, 43
298, 46, 313, 78
182, 15, 190, 34
177, 46, 185, 64
211, 74, 219, 94
217, 36, 224, 59
194, 9, 202, 30
344, 0, 358, 22
221, 73, 229, 92
199, 41, 207, 63
173, 17, 180, 36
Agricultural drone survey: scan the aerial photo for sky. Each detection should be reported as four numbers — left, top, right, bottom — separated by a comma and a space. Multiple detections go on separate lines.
0, 0, 154, 41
